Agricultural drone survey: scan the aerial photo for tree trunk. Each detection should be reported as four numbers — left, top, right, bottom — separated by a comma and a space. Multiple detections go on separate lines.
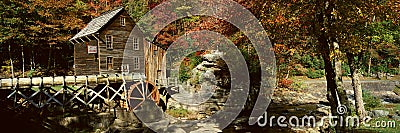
318, 33, 349, 131
313, 0, 350, 130
21, 44, 25, 77
47, 45, 52, 74
9, 44, 14, 78
333, 42, 350, 113
348, 53, 366, 122
53, 49, 56, 76
31, 48, 34, 70
368, 56, 371, 76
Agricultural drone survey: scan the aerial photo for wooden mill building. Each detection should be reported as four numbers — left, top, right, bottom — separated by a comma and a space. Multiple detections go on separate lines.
69, 7, 167, 83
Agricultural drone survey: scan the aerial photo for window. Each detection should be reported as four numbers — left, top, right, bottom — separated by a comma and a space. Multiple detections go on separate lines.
133, 38, 139, 50
122, 64, 129, 73
120, 17, 125, 26
107, 56, 113, 70
105, 35, 113, 49
133, 57, 140, 70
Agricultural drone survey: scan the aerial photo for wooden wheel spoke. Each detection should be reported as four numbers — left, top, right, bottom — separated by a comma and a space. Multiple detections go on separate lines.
128, 80, 160, 110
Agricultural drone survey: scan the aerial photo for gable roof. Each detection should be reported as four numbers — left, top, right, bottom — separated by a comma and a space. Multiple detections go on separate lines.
69, 7, 124, 44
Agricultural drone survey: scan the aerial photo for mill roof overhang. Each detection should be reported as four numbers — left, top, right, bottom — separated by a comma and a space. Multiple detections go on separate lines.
69, 7, 124, 44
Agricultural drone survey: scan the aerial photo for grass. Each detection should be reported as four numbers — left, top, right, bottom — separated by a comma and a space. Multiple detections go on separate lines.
166, 107, 199, 120
166, 107, 191, 118
358, 117, 399, 133
357, 104, 400, 133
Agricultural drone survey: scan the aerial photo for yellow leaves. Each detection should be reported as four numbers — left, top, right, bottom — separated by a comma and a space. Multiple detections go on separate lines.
38, 10, 52, 18
289, 48, 296, 56
356, 7, 363, 17
28, 25, 41, 32
331, 8, 338, 17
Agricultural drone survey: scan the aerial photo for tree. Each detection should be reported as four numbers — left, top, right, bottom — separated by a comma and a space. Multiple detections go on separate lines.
334, 0, 400, 123
0, 0, 108, 77
0, 0, 31, 77
258, 1, 351, 129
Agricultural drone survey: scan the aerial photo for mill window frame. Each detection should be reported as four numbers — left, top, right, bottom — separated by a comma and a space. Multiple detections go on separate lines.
106, 56, 114, 70
105, 35, 113, 49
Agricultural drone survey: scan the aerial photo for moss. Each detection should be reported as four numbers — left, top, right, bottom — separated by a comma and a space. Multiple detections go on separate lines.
166, 107, 190, 118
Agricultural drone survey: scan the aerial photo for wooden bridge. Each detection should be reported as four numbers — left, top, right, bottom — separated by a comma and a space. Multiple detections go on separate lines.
0, 73, 178, 111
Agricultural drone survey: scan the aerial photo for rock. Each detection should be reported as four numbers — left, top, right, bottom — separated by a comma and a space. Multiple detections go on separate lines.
377, 72, 384, 79
165, 127, 186, 133
232, 117, 248, 125
295, 107, 306, 111
384, 96, 400, 103
373, 91, 400, 103
202, 54, 220, 62
272, 88, 323, 105
190, 127, 222, 133
195, 65, 206, 71
392, 114, 400, 121
287, 108, 296, 113
113, 119, 129, 127
290, 127, 320, 133
316, 104, 329, 108
234, 125, 245, 131
316, 106, 331, 116
369, 110, 389, 118
202, 62, 217, 67
144, 119, 170, 132
132, 122, 142, 128
59, 116, 79, 127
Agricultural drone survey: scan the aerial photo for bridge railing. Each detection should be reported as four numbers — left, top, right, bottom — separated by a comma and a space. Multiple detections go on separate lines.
155, 77, 178, 88
0, 73, 146, 89
2, 73, 146, 111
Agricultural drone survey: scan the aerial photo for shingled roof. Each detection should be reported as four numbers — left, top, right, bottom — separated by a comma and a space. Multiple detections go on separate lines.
69, 7, 124, 44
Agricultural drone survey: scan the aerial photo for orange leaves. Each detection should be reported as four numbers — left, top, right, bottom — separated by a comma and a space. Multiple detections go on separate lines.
274, 44, 286, 53
278, 78, 293, 89
274, 15, 288, 24
274, 43, 298, 57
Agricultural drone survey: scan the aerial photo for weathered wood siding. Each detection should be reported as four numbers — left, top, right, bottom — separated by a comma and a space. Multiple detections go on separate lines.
98, 11, 145, 75
144, 43, 167, 83
122, 26, 145, 75
74, 40, 99, 75
74, 9, 150, 76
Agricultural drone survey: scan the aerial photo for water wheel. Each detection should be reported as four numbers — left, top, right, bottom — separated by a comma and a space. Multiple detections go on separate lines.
127, 80, 160, 110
